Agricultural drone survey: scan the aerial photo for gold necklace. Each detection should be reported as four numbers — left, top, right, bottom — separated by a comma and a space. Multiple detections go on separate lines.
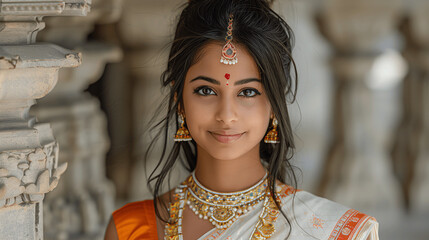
187, 172, 267, 229
164, 173, 281, 240
250, 194, 280, 239
164, 184, 187, 240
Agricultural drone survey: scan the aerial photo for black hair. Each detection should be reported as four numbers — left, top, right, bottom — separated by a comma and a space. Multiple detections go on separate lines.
146, 0, 298, 238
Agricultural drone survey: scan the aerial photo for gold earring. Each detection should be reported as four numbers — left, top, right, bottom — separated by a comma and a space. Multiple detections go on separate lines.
264, 117, 279, 144
174, 113, 192, 141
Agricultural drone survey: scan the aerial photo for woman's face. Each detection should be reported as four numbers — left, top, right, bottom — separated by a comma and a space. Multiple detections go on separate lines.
182, 42, 272, 161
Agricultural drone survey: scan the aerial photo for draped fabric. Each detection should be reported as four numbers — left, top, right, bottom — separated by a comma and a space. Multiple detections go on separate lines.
112, 183, 379, 240
113, 200, 158, 240
200, 184, 379, 240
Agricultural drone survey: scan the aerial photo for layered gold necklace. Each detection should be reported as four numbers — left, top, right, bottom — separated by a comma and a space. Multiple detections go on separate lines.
187, 172, 268, 229
164, 173, 280, 240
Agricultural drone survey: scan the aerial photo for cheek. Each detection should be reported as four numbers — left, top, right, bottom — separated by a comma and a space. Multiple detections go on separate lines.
249, 97, 271, 134
237, 97, 256, 107
239, 96, 271, 117
237, 98, 271, 137
182, 94, 212, 134
185, 105, 210, 130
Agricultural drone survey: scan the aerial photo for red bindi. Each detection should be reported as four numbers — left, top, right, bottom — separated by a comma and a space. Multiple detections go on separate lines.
225, 73, 230, 86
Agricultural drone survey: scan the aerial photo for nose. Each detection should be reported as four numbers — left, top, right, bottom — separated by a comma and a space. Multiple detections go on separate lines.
215, 95, 238, 125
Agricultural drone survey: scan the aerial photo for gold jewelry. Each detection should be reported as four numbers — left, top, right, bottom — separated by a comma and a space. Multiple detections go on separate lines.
220, 14, 238, 65
187, 172, 267, 229
250, 194, 280, 239
264, 117, 280, 144
174, 113, 192, 141
164, 174, 281, 240
164, 184, 187, 240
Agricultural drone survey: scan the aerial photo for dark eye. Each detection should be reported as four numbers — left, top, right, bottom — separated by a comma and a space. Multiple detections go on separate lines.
238, 88, 261, 98
194, 86, 216, 96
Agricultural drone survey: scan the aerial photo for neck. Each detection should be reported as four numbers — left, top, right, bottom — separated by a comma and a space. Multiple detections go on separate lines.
194, 145, 267, 192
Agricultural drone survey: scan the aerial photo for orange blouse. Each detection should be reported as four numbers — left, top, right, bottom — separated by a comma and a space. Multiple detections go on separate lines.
112, 200, 158, 240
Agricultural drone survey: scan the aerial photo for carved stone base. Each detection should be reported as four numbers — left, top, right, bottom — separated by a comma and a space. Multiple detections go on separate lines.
0, 202, 43, 240
34, 97, 115, 240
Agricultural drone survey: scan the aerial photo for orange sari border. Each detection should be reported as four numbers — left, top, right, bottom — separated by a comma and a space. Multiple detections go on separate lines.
328, 209, 374, 240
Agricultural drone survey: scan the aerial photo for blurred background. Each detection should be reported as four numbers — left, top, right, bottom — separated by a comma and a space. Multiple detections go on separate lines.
1, 0, 427, 239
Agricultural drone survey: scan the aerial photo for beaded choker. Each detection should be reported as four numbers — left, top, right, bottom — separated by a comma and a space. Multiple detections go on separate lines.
187, 172, 268, 229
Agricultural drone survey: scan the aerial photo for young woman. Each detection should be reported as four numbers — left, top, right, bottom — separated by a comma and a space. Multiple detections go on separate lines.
105, 0, 379, 239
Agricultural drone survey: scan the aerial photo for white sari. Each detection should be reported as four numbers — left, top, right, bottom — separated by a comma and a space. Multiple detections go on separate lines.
197, 184, 379, 240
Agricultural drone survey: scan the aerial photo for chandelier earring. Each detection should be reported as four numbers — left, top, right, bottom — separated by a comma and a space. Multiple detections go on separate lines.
264, 117, 280, 144
174, 113, 192, 141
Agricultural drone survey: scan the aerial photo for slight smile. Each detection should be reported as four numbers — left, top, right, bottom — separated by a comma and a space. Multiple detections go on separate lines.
209, 132, 245, 144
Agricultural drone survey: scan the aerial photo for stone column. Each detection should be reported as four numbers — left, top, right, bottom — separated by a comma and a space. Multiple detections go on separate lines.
30, 0, 122, 239
315, 0, 403, 210
113, 0, 187, 201
397, 1, 429, 212
0, 1, 88, 239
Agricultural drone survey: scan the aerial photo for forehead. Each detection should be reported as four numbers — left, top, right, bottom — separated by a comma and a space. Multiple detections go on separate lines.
186, 42, 260, 80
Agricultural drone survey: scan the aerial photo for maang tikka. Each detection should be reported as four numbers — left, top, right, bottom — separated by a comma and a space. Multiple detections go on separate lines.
264, 117, 280, 144
174, 113, 192, 141
220, 14, 238, 65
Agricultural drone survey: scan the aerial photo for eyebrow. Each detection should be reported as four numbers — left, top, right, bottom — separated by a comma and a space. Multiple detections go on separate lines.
190, 76, 261, 86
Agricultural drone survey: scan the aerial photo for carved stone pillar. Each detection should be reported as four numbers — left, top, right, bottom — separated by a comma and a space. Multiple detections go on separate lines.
315, 0, 403, 210
113, 0, 187, 201
0, 1, 87, 239
30, 0, 122, 239
398, 1, 429, 212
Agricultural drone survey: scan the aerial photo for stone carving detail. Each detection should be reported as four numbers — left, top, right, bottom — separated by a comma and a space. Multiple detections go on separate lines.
0, 0, 87, 239
0, 0, 91, 45
37, 99, 117, 239
31, 0, 121, 238
0, 0, 91, 15
0, 143, 67, 208
1, 2, 64, 14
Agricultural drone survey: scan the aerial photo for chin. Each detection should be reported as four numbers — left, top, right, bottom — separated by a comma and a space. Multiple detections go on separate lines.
206, 150, 247, 161
201, 142, 258, 161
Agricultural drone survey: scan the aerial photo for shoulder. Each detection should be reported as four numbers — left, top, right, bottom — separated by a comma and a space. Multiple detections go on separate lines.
112, 200, 156, 228
275, 184, 379, 240
105, 216, 119, 240
109, 200, 158, 240
113, 200, 155, 219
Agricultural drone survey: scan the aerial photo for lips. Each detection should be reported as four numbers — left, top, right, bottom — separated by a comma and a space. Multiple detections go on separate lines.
209, 131, 244, 144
